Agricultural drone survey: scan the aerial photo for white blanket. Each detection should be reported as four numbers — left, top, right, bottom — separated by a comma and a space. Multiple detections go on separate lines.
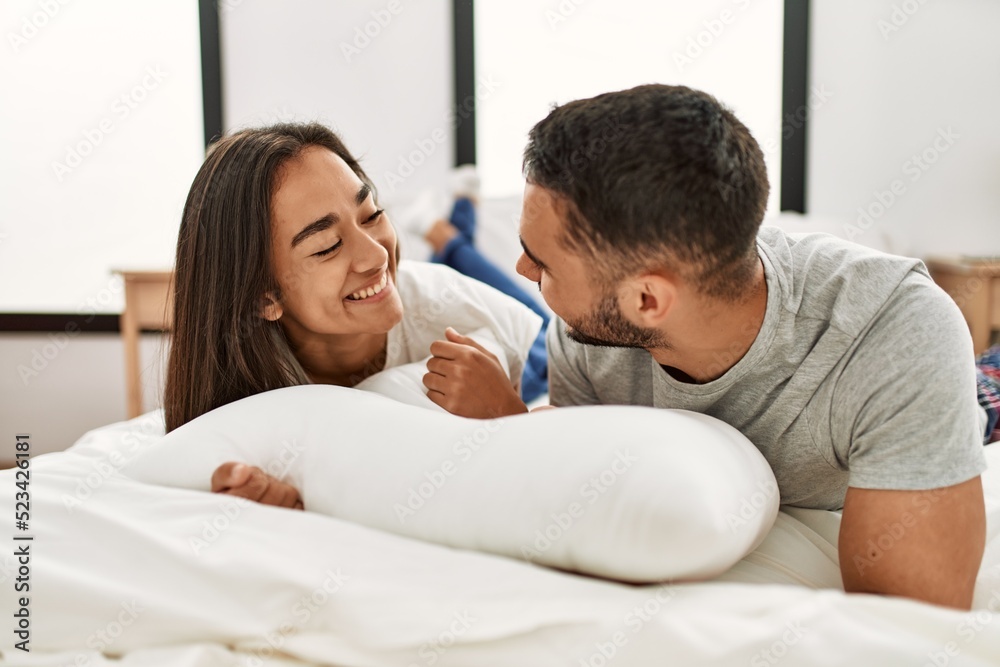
2, 412, 1000, 666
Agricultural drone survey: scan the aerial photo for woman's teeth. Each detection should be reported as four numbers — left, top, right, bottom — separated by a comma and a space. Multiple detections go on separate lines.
347, 273, 388, 301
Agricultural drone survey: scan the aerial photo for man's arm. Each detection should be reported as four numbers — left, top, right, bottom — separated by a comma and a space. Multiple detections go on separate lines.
839, 476, 985, 609
830, 272, 988, 608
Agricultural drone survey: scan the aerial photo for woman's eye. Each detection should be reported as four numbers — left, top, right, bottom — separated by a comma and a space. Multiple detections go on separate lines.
311, 210, 382, 258
313, 240, 342, 257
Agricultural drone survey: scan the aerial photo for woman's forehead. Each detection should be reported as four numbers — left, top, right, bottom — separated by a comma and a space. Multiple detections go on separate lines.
271, 147, 363, 236
276, 146, 359, 199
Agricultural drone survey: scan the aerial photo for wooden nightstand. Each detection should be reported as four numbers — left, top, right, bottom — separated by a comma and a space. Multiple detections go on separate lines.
925, 257, 1000, 355
113, 269, 174, 418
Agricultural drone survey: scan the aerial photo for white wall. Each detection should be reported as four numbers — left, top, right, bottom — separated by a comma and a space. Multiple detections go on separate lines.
0, 0, 205, 314
476, 0, 785, 206
0, 334, 166, 458
220, 0, 454, 203
808, 0, 1000, 257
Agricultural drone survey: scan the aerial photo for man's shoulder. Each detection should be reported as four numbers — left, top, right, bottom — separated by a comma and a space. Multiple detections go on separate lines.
757, 226, 929, 337
757, 226, 925, 286
849, 268, 970, 363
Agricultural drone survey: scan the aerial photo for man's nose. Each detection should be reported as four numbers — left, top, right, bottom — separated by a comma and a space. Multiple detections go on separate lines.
515, 253, 537, 281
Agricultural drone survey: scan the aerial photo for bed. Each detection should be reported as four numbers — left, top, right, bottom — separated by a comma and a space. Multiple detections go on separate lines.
2, 401, 1000, 666
6, 200, 999, 666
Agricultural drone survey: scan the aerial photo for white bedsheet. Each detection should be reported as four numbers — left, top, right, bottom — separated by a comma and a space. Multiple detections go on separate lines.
2, 412, 1000, 666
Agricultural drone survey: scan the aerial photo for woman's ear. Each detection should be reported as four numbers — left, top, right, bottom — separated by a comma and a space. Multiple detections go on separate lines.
260, 291, 283, 322
621, 272, 676, 329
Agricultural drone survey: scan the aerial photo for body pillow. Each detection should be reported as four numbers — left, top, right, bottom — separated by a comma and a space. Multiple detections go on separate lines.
124, 384, 778, 583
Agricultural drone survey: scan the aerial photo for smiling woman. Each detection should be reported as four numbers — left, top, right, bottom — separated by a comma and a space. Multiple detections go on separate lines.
259, 144, 405, 385
164, 123, 543, 501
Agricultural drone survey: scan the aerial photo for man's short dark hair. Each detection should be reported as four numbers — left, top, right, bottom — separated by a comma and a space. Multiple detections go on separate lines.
522, 84, 769, 301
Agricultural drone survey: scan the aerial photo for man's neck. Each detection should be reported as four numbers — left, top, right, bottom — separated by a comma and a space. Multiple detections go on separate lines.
648, 258, 768, 384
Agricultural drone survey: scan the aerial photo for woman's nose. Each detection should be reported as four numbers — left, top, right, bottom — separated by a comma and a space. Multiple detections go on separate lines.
350, 227, 389, 273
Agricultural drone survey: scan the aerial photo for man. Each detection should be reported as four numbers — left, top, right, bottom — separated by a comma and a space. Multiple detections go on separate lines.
512, 84, 987, 610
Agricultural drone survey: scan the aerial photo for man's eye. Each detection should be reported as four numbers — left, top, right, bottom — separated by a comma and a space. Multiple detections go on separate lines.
313, 241, 342, 257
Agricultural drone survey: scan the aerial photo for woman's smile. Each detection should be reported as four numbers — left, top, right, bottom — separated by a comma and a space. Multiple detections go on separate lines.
345, 271, 392, 304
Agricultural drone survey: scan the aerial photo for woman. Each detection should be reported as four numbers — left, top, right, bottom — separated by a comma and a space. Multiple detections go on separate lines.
166, 122, 542, 508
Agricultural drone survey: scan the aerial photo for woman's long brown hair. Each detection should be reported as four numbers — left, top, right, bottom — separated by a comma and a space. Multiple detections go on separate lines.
164, 123, 375, 433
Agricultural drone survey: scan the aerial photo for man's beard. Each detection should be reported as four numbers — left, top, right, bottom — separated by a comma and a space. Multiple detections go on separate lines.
565, 291, 669, 350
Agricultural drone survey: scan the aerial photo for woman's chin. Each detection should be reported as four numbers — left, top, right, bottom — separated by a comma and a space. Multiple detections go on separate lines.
350, 292, 404, 334
383, 293, 405, 329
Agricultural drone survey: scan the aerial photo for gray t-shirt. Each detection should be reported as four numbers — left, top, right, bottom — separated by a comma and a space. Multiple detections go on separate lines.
548, 226, 987, 510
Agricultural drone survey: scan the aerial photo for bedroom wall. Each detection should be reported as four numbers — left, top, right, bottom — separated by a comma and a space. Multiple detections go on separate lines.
0, 334, 167, 459
220, 0, 454, 202
0, 0, 205, 316
807, 0, 1000, 258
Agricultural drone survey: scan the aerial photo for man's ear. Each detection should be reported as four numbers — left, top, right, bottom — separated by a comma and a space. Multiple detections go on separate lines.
260, 291, 283, 322
621, 272, 676, 328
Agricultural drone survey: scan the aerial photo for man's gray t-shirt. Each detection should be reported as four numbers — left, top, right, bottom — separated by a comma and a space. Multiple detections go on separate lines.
548, 226, 987, 510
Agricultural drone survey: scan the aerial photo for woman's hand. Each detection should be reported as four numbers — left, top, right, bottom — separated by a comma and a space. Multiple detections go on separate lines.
423, 328, 529, 419
211, 462, 304, 510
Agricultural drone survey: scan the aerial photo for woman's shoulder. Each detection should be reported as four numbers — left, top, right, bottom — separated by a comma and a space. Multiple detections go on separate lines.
396, 259, 478, 307
388, 261, 471, 367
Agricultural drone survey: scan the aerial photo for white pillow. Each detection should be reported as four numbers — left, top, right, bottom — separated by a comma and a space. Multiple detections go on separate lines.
353, 359, 443, 411
124, 385, 778, 583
